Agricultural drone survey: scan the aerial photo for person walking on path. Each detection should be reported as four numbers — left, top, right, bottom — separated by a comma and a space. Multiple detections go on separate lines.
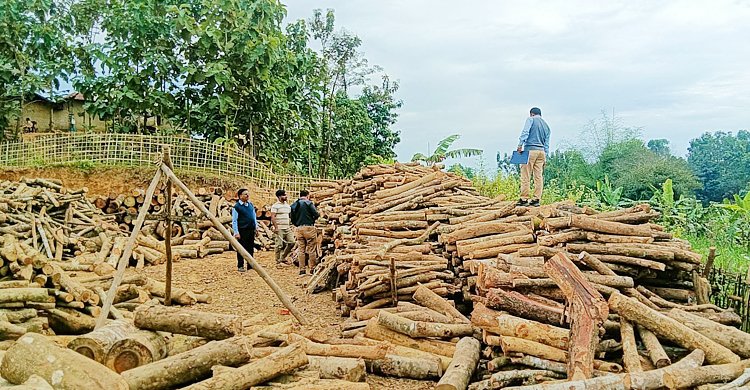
232, 188, 257, 272
271, 189, 294, 265
290, 189, 319, 276
517, 107, 551, 207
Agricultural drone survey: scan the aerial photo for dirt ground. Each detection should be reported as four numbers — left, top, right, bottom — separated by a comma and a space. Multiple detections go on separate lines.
0, 166, 270, 206
140, 250, 436, 390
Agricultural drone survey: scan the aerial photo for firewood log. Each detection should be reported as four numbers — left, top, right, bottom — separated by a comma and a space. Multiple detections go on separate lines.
105, 328, 168, 373
436, 337, 481, 390
0, 332, 128, 389
608, 292, 739, 364
665, 308, 750, 358
134, 304, 241, 340
67, 319, 138, 363
183, 342, 308, 390
122, 335, 263, 390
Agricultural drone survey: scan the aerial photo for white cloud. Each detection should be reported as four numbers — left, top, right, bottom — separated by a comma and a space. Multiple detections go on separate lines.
283, 0, 750, 168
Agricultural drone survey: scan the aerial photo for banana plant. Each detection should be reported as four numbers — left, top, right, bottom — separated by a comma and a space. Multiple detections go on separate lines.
411, 134, 483, 165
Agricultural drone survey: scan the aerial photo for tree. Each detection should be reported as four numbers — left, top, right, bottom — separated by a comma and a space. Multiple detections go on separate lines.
411, 134, 483, 165
687, 130, 750, 202
543, 149, 594, 188
577, 110, 642, 161
647, 139, 671, 156
448, 163, 477, 179
0, 0, 74, 140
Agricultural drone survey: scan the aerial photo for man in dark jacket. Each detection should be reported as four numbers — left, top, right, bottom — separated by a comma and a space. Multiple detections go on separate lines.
232, 188, 257, 272
290, 189, 319, 275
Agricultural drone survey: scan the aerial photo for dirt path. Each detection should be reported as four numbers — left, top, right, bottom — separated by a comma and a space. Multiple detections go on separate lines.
141, 250, 436, 390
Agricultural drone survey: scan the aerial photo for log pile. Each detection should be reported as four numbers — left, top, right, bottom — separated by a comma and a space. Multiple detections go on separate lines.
0, 179, 211, 344
303, 163, 750, 388
95, 185, 276, 252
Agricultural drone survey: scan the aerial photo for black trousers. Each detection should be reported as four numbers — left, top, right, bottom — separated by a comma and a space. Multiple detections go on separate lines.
237, 227, 256, 269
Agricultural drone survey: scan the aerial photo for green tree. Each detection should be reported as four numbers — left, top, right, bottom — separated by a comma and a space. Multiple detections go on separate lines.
0, 0, 74, 139
687, 130, 750, 202
411, 134, 483, 165
647, 138, 671, 156
577, 110, 642, 161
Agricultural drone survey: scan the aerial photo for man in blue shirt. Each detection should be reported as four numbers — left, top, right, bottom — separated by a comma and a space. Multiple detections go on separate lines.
516, 107, 551, 207
232, 188, 257, 272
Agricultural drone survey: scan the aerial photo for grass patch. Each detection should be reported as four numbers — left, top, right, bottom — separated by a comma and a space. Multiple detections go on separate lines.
685, 234, 749, 275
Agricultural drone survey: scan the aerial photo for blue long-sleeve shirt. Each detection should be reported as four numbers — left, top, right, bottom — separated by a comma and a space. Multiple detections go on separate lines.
518, 116, 551, 154
232, 200, 257, 232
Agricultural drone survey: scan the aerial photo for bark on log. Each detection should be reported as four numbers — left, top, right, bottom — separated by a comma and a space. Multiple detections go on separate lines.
67, 319, 137, 363
376, 311, 473, 338
608, 292, 739, 364
0, 332, 128, 389
307, 356, 366, 382
105, 329, 168, 373
569, 214, 655, 237
134, 304, 242, 340
121, 335, 259, 390
637, 325, 671, 368
0, 288, 51, 304
501, 375, 624, 390
624, 349, 704, 390
483, 289, 563, 325
363, 319, 456, 357
471, 304, 570, 350
46, 307, 96, 335
184, 342, 308, 390
620, 319, 642, 373
413, 285, 469, 323
436, 337, 481, 390
662, 360, 750, 389
366, 354, 443, 379
666, 308, 750, 358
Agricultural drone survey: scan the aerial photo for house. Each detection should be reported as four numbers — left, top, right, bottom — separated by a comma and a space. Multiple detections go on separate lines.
11, 92, 106, 133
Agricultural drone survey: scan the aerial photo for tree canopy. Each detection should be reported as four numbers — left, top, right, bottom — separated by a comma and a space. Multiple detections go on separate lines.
0, 1, 402, 178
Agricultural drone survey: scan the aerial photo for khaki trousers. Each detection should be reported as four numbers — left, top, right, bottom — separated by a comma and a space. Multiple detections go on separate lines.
274, 228, 294, 263
520, 150, 546, 200
295, 226, 318, 272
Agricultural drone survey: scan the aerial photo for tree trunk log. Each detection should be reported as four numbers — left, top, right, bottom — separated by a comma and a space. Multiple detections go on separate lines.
183, 342, 308, 390
134, 304, 241, 340
637, 325, 671, 368
484, 289, 563, 325
67, 319, 137, 363
471, 304, 570, 350
0, 332, 128, 389
666, 308, 750, 358
608, 292, 739, 364
366, 354, 443, 379
363, 319, 455, 357
121, 335, 259, 390
413, 285, 469, 323
620, 319, 642, 373
624, 348, 704, 390
307, 356, 366, 382
436, 337, 480, 390
105, 329, 168, 373
0, 288, 52, 304
663, 360, 750, 389
376, 311, 473, 338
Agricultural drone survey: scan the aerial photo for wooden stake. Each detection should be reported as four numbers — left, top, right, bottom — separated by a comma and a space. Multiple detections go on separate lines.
163, 147, 173, 306
96, 167, 163, 329
160, 163, 308, 325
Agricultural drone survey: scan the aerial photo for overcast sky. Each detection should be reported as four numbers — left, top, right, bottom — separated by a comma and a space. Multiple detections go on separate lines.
283, 0, 750, 169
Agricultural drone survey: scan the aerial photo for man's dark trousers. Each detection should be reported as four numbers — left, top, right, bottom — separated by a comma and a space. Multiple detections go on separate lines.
237, 227, 256, 269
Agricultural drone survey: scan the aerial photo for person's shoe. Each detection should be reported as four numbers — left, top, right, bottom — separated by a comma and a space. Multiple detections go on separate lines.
238, 267, 246, 273
529, 199, 540, 207
299, 270, 306, 276
516, 199, 529, 206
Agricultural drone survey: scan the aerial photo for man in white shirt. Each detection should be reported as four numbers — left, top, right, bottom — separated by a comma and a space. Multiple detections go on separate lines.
271, 189, 294, 264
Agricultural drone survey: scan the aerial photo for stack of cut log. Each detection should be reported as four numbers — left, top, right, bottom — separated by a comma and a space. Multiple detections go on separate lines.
0, 179, 211, 346
307, 163, 485, 314
0, 303, 379, 389
95, 185, 276, 251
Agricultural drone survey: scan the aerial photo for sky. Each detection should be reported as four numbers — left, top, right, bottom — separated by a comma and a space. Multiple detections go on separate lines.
282, 0, 750, 169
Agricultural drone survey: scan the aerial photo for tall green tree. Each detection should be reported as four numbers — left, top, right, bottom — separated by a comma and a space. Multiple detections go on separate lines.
0, 0, 74, 139
687, 130, 750, 202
